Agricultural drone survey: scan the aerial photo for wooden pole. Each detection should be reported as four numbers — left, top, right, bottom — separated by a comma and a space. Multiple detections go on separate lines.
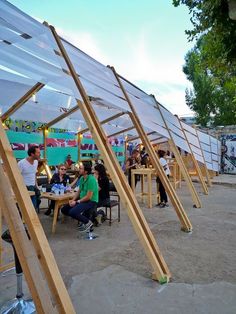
0, 123, 75, 313
154, 102, 201, 208
150, 137, 163, 143
43, 128, 47, 160
194, 126, 212, 186
78, 133, 82, 163
177, 117, 208, 195
128, 131, 156, 142
45, 105, 79, 129
109, 66, 192, 232
108, 126, 135, 138
1, 83, 44, 122
0, 164, 61, 313
49, 24, 171, 282
79, 111, 128, 135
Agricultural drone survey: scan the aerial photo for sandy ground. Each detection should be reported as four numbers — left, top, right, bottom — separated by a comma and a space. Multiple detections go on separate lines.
0, 176, 236, 313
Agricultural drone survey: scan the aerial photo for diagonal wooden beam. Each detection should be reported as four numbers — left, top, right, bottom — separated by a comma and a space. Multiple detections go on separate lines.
194, 126, 212, 186
110, 66, 192, 233
108, 126, 135, 138
1, 82, 45, 122
0, 123, 75, 313
154, 99, 201, 208
44, 104, 80, 129
128, 131, 156, 142
150, 136, 163, 143
177, 116, 209, 195
0, 164, 56, 313
79, 111, 128, 135
50, 25, 171, 283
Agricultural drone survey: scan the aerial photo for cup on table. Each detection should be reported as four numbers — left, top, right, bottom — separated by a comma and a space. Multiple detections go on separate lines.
42, 187, 46, 193
60, 189, 64, 195
55, 189, 59, 195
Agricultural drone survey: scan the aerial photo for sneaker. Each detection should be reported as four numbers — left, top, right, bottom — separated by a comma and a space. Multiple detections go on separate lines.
159, 202, 167, 208
155, 202, 162, 207
78, 221, 93, 233
95, 214, 102, 226
77, 222, 84, 230
165, 203, 169, 207
44, 209, 51, 216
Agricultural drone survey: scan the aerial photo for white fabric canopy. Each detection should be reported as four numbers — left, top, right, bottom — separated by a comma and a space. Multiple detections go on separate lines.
0, 0, 220, 171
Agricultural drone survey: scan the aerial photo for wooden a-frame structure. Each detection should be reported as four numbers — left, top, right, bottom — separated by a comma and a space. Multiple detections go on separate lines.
0, 20, 190, 312
0, 4, 219, 310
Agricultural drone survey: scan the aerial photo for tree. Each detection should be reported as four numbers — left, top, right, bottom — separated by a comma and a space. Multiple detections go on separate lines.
173, 0, 236, 126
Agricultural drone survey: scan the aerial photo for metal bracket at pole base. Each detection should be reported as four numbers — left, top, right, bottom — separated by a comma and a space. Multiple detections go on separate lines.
0, 298, 36, 314
152, 273, 169, 284
181, 226, 193, 233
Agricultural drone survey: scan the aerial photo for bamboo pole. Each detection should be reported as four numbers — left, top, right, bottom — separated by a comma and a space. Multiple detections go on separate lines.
49, 24, 171, 282
177, 116, 208, 195
1, 83, 44, 122
110, 66, 192, 232
154, 101, 201, 208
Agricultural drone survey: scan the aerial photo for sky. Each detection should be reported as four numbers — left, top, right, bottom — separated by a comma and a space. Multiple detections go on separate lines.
8, 0, 195, 116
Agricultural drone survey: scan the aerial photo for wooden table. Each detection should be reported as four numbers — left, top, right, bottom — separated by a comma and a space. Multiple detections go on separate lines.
168, 161, 181, 189
131, 168, 159, 208
41, 191, 76, 233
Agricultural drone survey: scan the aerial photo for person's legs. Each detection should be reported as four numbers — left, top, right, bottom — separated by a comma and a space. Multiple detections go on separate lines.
45, 200, 55, 216
27, 185, 37, 210
61, 203, 73, 216
159, 181, 168, 203
68, 201, 96, 224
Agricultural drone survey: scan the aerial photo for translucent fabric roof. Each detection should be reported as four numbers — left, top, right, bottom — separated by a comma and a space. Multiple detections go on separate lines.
0, 0, 220, 170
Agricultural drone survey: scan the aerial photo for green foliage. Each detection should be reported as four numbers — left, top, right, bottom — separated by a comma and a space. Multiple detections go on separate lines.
173, 0, 236, 126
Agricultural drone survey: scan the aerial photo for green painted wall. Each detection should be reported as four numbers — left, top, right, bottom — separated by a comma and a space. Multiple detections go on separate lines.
6, 131, 125, 166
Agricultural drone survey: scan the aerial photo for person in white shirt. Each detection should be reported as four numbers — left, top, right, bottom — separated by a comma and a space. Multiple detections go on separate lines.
156, 150, 170, 208
18, 145, 41, 211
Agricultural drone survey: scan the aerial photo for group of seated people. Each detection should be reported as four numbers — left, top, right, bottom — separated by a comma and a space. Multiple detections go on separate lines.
60, 162, 110, 232
18, 145, 170, 234
46, 161, 111, 232
18, 146, 111, 233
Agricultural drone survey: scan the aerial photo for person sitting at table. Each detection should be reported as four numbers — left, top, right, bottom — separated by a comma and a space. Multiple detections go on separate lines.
61, 162, 98, 233
125, 149, 141, 187
156, 150, 170, 208
94, 164, 110, 207
69, 169, 81, 189
44, 164, 70, 216
93, 163, 110, 225
65, 154, 74, 169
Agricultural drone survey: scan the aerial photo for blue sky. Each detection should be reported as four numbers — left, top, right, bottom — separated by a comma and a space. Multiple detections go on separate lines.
9, 0, 194, 116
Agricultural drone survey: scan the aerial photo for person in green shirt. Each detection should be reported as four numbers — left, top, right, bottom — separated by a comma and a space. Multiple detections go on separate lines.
61, 162, 98, 232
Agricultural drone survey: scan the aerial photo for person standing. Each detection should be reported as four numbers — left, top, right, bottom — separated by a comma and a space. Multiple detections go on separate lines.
156, 150, 170, 208
65, 154, 74, 169
125, 149, 141, 186
18, 145, 41, 211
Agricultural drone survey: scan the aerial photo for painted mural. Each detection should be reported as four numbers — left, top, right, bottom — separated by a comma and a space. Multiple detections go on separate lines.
221, 134, 236, 174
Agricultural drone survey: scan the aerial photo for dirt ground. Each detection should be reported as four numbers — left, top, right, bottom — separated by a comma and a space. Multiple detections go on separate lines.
1, 177, 236, 313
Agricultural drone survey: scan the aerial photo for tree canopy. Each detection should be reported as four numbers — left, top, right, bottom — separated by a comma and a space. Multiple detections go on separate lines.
173, 0, 236, 126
